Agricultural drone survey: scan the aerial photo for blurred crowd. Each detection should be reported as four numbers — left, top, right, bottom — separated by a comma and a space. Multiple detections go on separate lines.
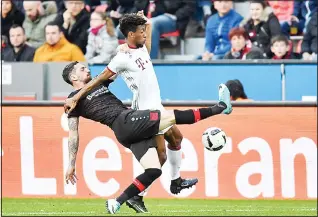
1, 0, 317, 63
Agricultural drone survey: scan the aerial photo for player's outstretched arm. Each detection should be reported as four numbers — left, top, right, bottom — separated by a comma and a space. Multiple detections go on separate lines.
137, 10, 152, 53
73, 68, 114, 102
145, 18, 152, 54
65, 117, 79, 185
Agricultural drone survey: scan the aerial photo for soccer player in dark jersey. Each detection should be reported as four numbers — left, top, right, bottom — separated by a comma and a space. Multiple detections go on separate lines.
63, 61, 232, 214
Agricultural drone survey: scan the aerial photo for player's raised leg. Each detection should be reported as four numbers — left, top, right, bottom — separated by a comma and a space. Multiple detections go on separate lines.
164, 126, 198, 194
159, 83, 232, 131
106, 147, 162, 214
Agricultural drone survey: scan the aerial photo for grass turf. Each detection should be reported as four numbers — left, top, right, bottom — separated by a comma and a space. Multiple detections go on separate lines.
2, 198, 317, 216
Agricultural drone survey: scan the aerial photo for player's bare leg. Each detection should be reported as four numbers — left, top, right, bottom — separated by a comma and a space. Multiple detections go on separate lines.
126, 135, 167, 213
106, 147, 161, 214
164, 126, 199, 194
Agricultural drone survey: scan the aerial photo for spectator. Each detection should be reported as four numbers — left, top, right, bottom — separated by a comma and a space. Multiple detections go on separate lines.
23, 1, 57, 48
54, 0, 90, 54
85, 11, 118, 64
223, 27, 263, 60
105, 0, 138, 39
1, 0, 24, 43
225, 79, 251, 101
301, 11, 317, 61
291, 0, 317, 34
267, 1, 293, 24
135, 0, 196, 59
270, 35, 301, 60
55, 0, 105, 13
33, 22, 85, 62
2, 25, 35, 62
106, 0, 137, 27
240, 0, 281, 58
11, 1, 24, 14
1, 35, 9, 51
202, 0, 243, 60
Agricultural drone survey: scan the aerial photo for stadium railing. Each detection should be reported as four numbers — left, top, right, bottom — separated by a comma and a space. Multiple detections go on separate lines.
1, 60, 317, 102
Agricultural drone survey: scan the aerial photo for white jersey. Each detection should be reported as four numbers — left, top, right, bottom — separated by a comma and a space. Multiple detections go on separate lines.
107, 45, 163, 111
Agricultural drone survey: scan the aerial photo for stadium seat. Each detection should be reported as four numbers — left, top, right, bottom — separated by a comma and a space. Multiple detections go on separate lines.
160, 30, 185, 55
3, 92, 36, 101
51, 93, 69, 101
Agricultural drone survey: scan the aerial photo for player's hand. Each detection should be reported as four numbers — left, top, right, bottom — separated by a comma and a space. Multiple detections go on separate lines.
65, 165, 78, 185
137, 10, 150, 24
202, 52, 213, 61
63, 10, 72, 23
64, 98, 77, 114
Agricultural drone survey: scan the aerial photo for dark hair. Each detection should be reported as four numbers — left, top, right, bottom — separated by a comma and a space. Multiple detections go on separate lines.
45, 21, 62, 32
271, 34, 289, 46
62, 61, 78, 85
250, 0, 268, 8
119, 13, 147, 37
225, 79, 248, 100
10, 24, 25, 34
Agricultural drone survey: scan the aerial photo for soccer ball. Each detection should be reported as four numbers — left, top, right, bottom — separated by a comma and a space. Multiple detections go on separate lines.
202, 127, 227, 151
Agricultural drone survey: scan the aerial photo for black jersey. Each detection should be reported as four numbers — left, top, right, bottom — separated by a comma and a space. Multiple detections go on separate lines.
67, 80, 127, 127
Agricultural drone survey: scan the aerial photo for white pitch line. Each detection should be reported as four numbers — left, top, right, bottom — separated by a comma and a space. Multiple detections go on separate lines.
3, 208, 317, 216
2, 211, 97, 216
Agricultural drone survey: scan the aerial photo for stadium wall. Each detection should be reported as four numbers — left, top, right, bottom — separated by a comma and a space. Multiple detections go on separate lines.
1, 60, 317, 101
2, 102, 317, 200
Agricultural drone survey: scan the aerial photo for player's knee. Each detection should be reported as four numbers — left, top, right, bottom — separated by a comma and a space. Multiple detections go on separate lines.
175, 134, 183, 147
159, 152, 167, 165
145, 168, 162, 181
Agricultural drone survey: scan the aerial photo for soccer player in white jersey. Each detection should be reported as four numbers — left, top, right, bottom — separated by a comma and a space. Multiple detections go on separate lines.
107, 12, 198, 213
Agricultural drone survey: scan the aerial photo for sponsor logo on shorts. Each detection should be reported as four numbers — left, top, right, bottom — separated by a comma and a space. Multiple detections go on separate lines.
150, 112, 158, 121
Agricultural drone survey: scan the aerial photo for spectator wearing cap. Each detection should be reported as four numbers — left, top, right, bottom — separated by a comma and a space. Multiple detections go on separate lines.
240, 0, 281, 58
202, 0, 243, 61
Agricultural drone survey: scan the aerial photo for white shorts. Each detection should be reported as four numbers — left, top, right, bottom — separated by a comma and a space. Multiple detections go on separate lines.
154, 104, 173, 135
134, 103, 172, 135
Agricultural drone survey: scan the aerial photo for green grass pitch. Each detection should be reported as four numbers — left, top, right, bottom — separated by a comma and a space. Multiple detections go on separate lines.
2, 198, 317, 216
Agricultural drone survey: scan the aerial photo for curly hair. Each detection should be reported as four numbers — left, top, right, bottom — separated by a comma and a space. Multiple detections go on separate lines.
119, 13, 147, 37
62, 61, 78, 85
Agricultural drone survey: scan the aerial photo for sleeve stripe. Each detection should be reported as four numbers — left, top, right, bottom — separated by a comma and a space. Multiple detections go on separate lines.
107, 67, 116, 75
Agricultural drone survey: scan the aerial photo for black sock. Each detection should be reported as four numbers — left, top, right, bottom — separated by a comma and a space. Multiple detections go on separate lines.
173, 102, 226, 125
116, 169, 162, 205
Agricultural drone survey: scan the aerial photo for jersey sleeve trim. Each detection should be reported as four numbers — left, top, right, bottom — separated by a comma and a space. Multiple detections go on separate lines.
107, 67, 116, 75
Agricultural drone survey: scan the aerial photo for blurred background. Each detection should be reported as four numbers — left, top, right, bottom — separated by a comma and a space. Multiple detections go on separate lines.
1, 0, 317, 101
